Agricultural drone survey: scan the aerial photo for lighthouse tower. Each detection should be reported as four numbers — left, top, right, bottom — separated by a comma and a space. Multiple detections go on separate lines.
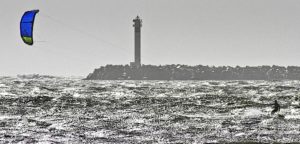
131, 16, 142, 68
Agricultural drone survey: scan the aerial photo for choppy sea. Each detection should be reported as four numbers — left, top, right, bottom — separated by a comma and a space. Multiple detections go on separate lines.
0, 76, 300, 143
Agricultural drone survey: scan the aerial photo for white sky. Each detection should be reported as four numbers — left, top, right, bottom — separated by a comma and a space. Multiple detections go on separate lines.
1, 0, 300, 76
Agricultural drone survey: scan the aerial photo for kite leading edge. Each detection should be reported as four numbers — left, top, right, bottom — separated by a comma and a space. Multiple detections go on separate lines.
20, 10, 39, 45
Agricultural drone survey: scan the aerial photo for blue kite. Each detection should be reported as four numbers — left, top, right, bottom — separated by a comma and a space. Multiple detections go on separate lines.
20, 10, 39, 45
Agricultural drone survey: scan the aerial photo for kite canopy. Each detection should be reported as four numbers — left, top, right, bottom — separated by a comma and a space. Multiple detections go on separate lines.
20, 10, 39, 45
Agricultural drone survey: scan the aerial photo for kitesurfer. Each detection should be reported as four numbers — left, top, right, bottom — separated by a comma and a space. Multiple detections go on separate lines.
271, 100, 280, 115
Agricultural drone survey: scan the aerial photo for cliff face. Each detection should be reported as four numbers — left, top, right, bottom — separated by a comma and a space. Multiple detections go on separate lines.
85, 65, 300, 80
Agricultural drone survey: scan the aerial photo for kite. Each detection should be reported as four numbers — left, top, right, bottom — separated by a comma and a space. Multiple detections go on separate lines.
20, 10, 39, 45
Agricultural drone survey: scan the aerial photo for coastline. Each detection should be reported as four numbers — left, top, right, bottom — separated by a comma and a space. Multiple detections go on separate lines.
85, 64, 300, 80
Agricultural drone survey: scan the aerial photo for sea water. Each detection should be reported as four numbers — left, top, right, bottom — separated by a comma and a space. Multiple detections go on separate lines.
0, 76, 300, 143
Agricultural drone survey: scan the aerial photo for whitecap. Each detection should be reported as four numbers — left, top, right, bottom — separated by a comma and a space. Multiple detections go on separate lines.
87, 130, 114, 138
0, 92, 16, 96
73, 93, 81, 98
0, 83, 7, 88
235, 132, 246, 137
285, 114, 300, 119
48, 122, 65, 130
30, 87, 41, 95
242, 108, 264, 118
0, 115, 20, 120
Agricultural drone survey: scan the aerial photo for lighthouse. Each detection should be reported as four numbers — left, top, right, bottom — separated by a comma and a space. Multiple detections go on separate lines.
131, 16, 142, 68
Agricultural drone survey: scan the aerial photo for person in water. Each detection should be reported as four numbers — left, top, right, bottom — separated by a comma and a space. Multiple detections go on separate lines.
271, 100, 280, 115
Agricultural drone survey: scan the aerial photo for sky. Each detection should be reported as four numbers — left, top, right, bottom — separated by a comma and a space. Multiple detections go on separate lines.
1, 0, 300, 76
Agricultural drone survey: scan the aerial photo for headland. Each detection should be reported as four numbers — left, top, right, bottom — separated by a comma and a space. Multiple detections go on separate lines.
85, 65, 300, 80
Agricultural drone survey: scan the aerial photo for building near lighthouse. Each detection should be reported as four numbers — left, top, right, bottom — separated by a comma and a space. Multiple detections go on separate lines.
130, 16, 142, 68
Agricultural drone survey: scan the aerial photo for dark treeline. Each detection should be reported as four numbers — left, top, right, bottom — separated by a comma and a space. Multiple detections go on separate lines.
85, 65, 300, 80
